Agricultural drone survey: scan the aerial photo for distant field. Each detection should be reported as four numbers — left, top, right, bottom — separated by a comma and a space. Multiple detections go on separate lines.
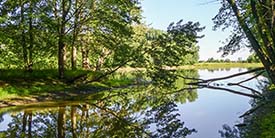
118, 62, 263, 72
181, 62, 263, 69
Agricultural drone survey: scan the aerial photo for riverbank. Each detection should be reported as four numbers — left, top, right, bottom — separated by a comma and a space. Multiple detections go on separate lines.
0, 63, 263, 108
0, 69, 138, 107
118, 62, 263, 72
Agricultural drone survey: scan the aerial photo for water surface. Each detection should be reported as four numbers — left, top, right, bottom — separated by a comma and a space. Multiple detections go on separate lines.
0, 68, 265, 138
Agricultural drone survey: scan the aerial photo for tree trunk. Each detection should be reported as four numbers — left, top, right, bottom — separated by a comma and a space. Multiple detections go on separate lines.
58, 0, 68, 79
71, 106, 77, 138
27, 112, 32, 138
22, 111, 27, 132
71, 46, 77, 70
58, 107, 66, 138
81, 45, 90, 69
28, 0, 34, 72
58, 37, 66, 79
227, 0, 275, 84
20, 0, 28, 70
71, 0, 79, 70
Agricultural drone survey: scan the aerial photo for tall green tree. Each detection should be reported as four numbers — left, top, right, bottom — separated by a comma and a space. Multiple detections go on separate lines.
144, 20, 204, 86
214, 0, 275, 84
0, 0, 36, 71
0, 0, 59, 69
76, 0, 141, 75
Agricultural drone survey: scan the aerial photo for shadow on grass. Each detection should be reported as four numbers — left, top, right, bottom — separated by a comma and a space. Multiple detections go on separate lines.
0, 69, 101, 99
0, 69, 142, 108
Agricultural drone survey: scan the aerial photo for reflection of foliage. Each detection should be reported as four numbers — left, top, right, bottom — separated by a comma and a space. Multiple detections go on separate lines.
145, 101, 196, 138
174, 69, 199, 103
219, 90, 275, 138
1, 100, 195, 137
0, 69, 199, 137
0, 114, 3, 123
219, 104, 275, 138
2, 111, 58, 138
219, 124, 239, 138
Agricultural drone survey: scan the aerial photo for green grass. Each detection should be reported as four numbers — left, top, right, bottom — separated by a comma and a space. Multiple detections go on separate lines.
0, 69, 140, 100
105, 76, 135, 87
0, 69, 94, 99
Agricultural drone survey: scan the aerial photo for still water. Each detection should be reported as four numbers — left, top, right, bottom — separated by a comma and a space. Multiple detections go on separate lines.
0, 68, 268, 138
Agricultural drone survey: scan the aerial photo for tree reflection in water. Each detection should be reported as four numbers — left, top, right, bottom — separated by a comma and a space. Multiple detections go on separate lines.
219, 102, 275, 138
0, 70, 199, 138
219, 85, 275, 138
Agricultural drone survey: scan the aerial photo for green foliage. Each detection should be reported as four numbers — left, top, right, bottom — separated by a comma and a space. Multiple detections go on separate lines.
206, 58, 232, 63
143, 20, 204, 87
0, 0, 141, 71
104, 73, 137, 87
247, 53, 260, 63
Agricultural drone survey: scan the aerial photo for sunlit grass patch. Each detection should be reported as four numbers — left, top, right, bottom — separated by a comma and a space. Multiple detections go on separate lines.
0, 69, 137, 100
0, 87, 17, 99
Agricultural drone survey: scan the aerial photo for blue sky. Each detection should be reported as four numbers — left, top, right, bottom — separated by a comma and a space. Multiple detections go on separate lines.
140, 0, 250, 61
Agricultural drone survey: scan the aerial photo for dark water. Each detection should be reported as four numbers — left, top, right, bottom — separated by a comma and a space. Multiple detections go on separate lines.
0, 68, 269, 138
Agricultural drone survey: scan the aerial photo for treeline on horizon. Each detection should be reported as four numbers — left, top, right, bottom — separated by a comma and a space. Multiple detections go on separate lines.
202, 53, 260, 63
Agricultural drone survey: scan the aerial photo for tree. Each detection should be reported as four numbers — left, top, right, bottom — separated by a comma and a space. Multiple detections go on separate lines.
213, 0, 275, 84
144, 20, 204, 86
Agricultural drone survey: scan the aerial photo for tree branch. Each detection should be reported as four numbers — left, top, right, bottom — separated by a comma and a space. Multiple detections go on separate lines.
235, 84, 262, 96
199, 67, 265, 83
186, 68, 265, 98
196, 84, 262, 99
228, 71, 264, 85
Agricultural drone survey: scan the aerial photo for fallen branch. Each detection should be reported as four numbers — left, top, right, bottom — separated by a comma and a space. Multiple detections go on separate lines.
199, 67, 265, 83
232, 84, 262, 96
185, 68, 265, 98
228, 71, 264, 85
197, 84, 262, 99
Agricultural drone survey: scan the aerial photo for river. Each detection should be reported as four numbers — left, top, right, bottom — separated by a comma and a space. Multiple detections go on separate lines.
0, 68, 269, 138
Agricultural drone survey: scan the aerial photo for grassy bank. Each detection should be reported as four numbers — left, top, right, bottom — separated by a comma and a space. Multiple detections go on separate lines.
0, 69, 136, 101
